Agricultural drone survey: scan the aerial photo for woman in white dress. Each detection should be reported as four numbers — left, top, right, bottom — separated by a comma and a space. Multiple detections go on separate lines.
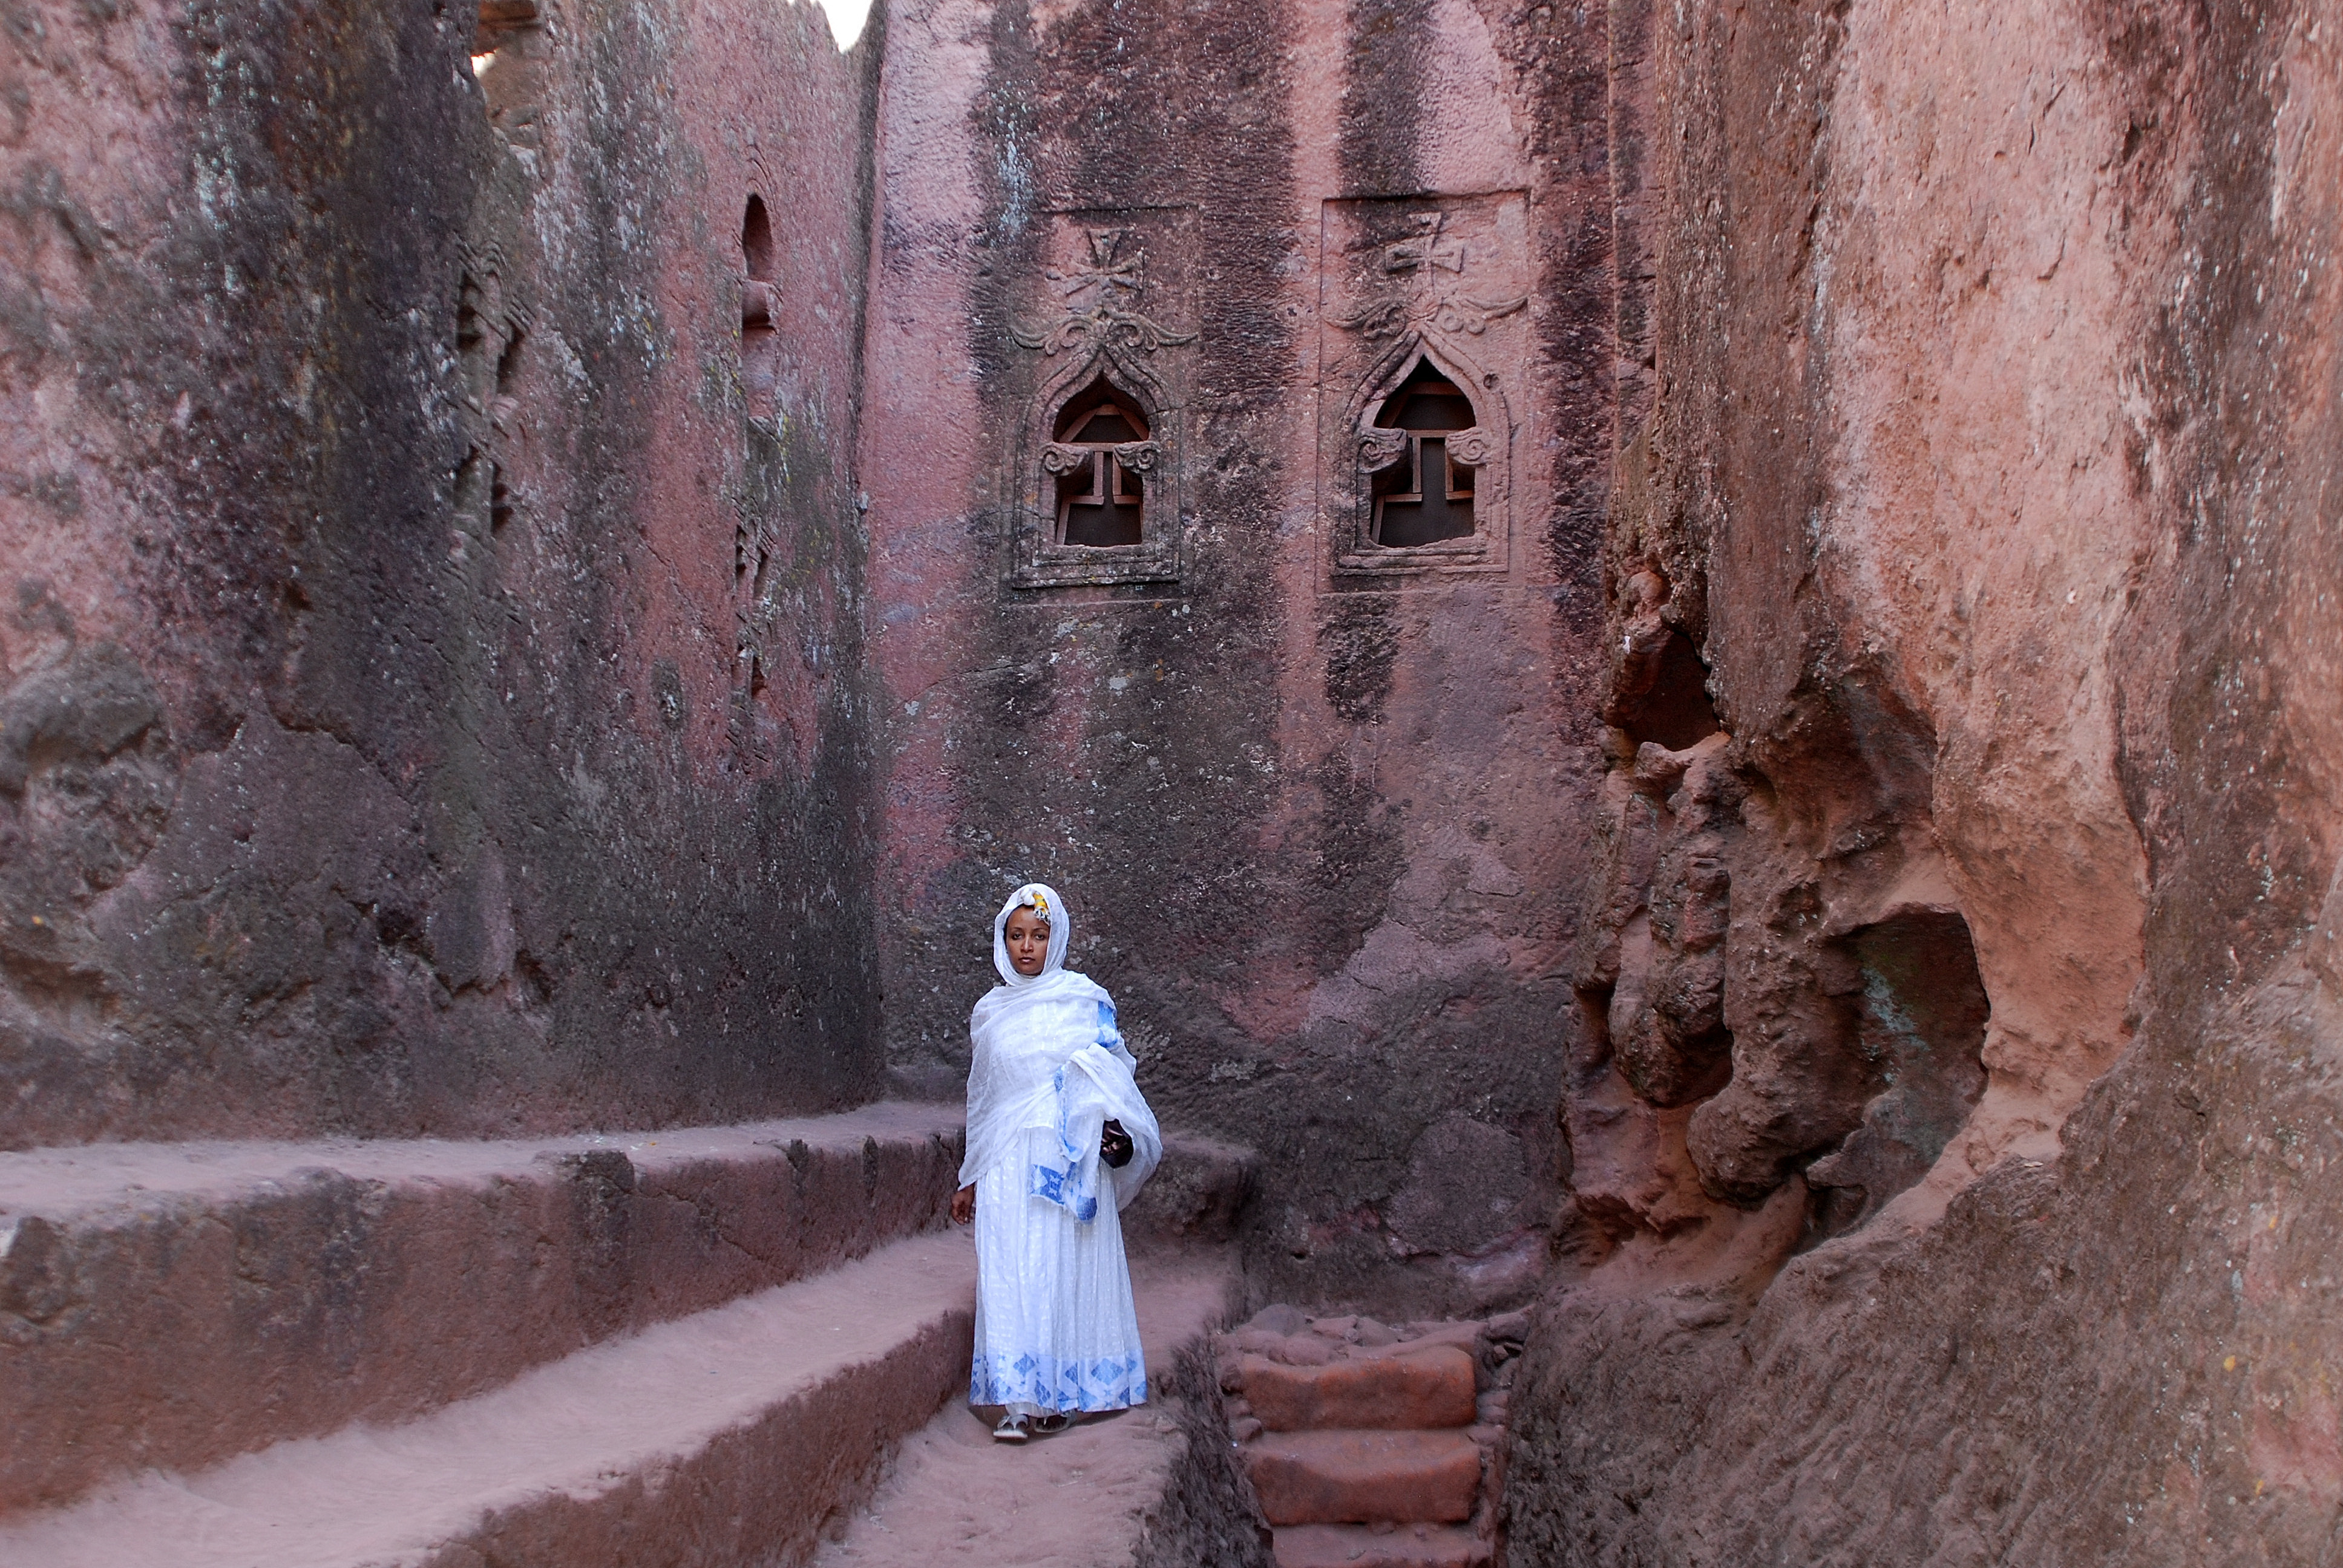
949, 883, 1162, 1443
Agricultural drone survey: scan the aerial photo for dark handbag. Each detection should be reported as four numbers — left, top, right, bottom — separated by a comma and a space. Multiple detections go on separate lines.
1100, 1119, 1134, 1169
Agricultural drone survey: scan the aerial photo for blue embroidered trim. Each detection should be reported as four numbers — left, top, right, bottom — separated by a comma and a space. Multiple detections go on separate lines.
970, 1348, 1148, 1411
1028, 1061, 1101, 1221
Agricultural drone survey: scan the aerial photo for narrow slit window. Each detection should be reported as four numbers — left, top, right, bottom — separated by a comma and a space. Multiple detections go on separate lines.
1371, 365, 1478, 547
740, 195, 779, 420
1051, 381, 1149, 548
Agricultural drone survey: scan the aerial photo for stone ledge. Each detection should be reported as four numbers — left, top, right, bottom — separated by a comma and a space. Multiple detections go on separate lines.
1273, 1522, 1491, 1568
1122, 1130, 1257, 1249
1245, 1429, 1483, 1527
0, 1103, 966, 1515
0, 1230, 976, 1568
1242, 1345, 1478, 1431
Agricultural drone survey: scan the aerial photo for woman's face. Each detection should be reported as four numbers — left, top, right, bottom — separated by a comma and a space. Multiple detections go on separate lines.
1004, 906, 1050, 976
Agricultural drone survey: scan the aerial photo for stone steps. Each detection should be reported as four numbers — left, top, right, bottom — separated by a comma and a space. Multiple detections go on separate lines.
1272, 1523, 1492, 1568
1242, 1344, 1480, 1431
0, 1109, 1261, 1566
812, 1249, 1270, 1568
1222, 1308, 1528, 1566
1246, 1430, 1484, 1526
0, 1229, 977, 1568
0, 1103, 966, 1514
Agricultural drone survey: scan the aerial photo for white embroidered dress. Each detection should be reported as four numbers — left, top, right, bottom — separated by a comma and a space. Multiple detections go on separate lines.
960, 884, 1162, 1418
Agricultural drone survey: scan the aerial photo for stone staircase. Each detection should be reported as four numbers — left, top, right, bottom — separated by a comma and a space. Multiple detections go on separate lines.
810, 1252, 1268, 1568
1220, 1306, 1528, 1568
0, 1106, 1259, 1567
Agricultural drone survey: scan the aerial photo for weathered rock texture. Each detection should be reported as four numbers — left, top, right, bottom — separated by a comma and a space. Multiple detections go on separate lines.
0, 0, 885, 1143
1507, 0, 2343, 1561
861, 0, 1616, 1309
0, 1106, 964, 1510
8, 0, 2343, 1558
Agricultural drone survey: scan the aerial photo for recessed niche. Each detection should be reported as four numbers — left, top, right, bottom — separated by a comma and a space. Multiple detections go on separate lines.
1619, 630, 1722, 751
1012, 354, 1180, 588
1332, 341, 1509, 576
1803, 909, 1991, 1240
741, 195, 775, 282
740, 195, 779, 422
495, 321, 525, 395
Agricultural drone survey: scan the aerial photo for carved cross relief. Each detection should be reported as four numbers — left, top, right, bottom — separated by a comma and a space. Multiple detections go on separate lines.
1006, 223, 1193, 589
1322, 197, 1530, 579
1012, 228, 1196, 359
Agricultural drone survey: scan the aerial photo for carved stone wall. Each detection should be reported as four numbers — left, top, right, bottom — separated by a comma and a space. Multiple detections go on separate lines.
1320, 195, 1530, 578
1006, 216, 1194, 586
863, 0, 1619, 1311
1507, 0, 2343, 1560
0, 0, 884, 1143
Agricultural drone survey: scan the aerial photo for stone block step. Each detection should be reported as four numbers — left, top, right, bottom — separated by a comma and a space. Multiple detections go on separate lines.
814, 1250, 1271, 1568
0, 1102, 965, 1515
1242, 1344, 1477, 1430
1273, 1523, 1492, 1568
0, 1229, 975, 1568
1245, 1430, 1483, 1527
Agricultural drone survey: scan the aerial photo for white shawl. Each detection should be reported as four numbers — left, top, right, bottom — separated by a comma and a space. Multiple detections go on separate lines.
958, 883, 1162, 1217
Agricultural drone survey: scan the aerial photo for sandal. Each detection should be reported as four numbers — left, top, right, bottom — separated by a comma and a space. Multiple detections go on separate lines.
992, 1414, 1029, 1443
1029, 1413, 1073, 1436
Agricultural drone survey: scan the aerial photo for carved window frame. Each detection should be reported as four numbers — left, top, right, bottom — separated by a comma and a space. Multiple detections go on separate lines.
1334, 333, 1510, 577
1012, 346, 1182, 588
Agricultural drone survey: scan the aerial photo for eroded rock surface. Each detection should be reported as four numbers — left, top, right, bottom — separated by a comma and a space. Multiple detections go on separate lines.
4, 0, 2339, 1561
1507, 0, 2343, 1561
0, 0, 884, 1143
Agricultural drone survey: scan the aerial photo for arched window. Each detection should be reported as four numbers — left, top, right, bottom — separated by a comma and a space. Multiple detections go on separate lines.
1369, 363, 1478, 547
741, 195, 775, 281
1046, 378, 1152, 548
740, 195, 779, 420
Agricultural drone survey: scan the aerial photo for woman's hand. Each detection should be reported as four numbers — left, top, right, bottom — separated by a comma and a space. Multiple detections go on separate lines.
1101, 1119, 1134, 1169
951, 1184, 975, 1225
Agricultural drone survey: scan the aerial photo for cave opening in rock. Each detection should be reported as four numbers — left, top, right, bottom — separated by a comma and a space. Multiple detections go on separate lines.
1620, 629, 1720, 751
1803, 907, 1992, 1241
470, 0, 544, 120
741, 195, 775, 283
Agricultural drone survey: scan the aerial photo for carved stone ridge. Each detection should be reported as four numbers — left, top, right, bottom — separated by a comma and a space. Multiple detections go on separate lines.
1358, 426, 1407, 472
1445, 426, 1496, 467
1040, 438, 1161, 474
1012, 305, 1195, 356
1331, 294, 1527, 339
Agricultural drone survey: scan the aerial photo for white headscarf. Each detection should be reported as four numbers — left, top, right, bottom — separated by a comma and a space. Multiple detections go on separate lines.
960, 883, 1161, 1212
989, 882, 1072, 990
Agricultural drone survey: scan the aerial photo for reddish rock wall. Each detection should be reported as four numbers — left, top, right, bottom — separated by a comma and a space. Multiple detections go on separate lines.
860, 0, 1617, 1308
0, 0, 884, 1144
1507, 0, 2343, 1559
12, 2, 2338, 1546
